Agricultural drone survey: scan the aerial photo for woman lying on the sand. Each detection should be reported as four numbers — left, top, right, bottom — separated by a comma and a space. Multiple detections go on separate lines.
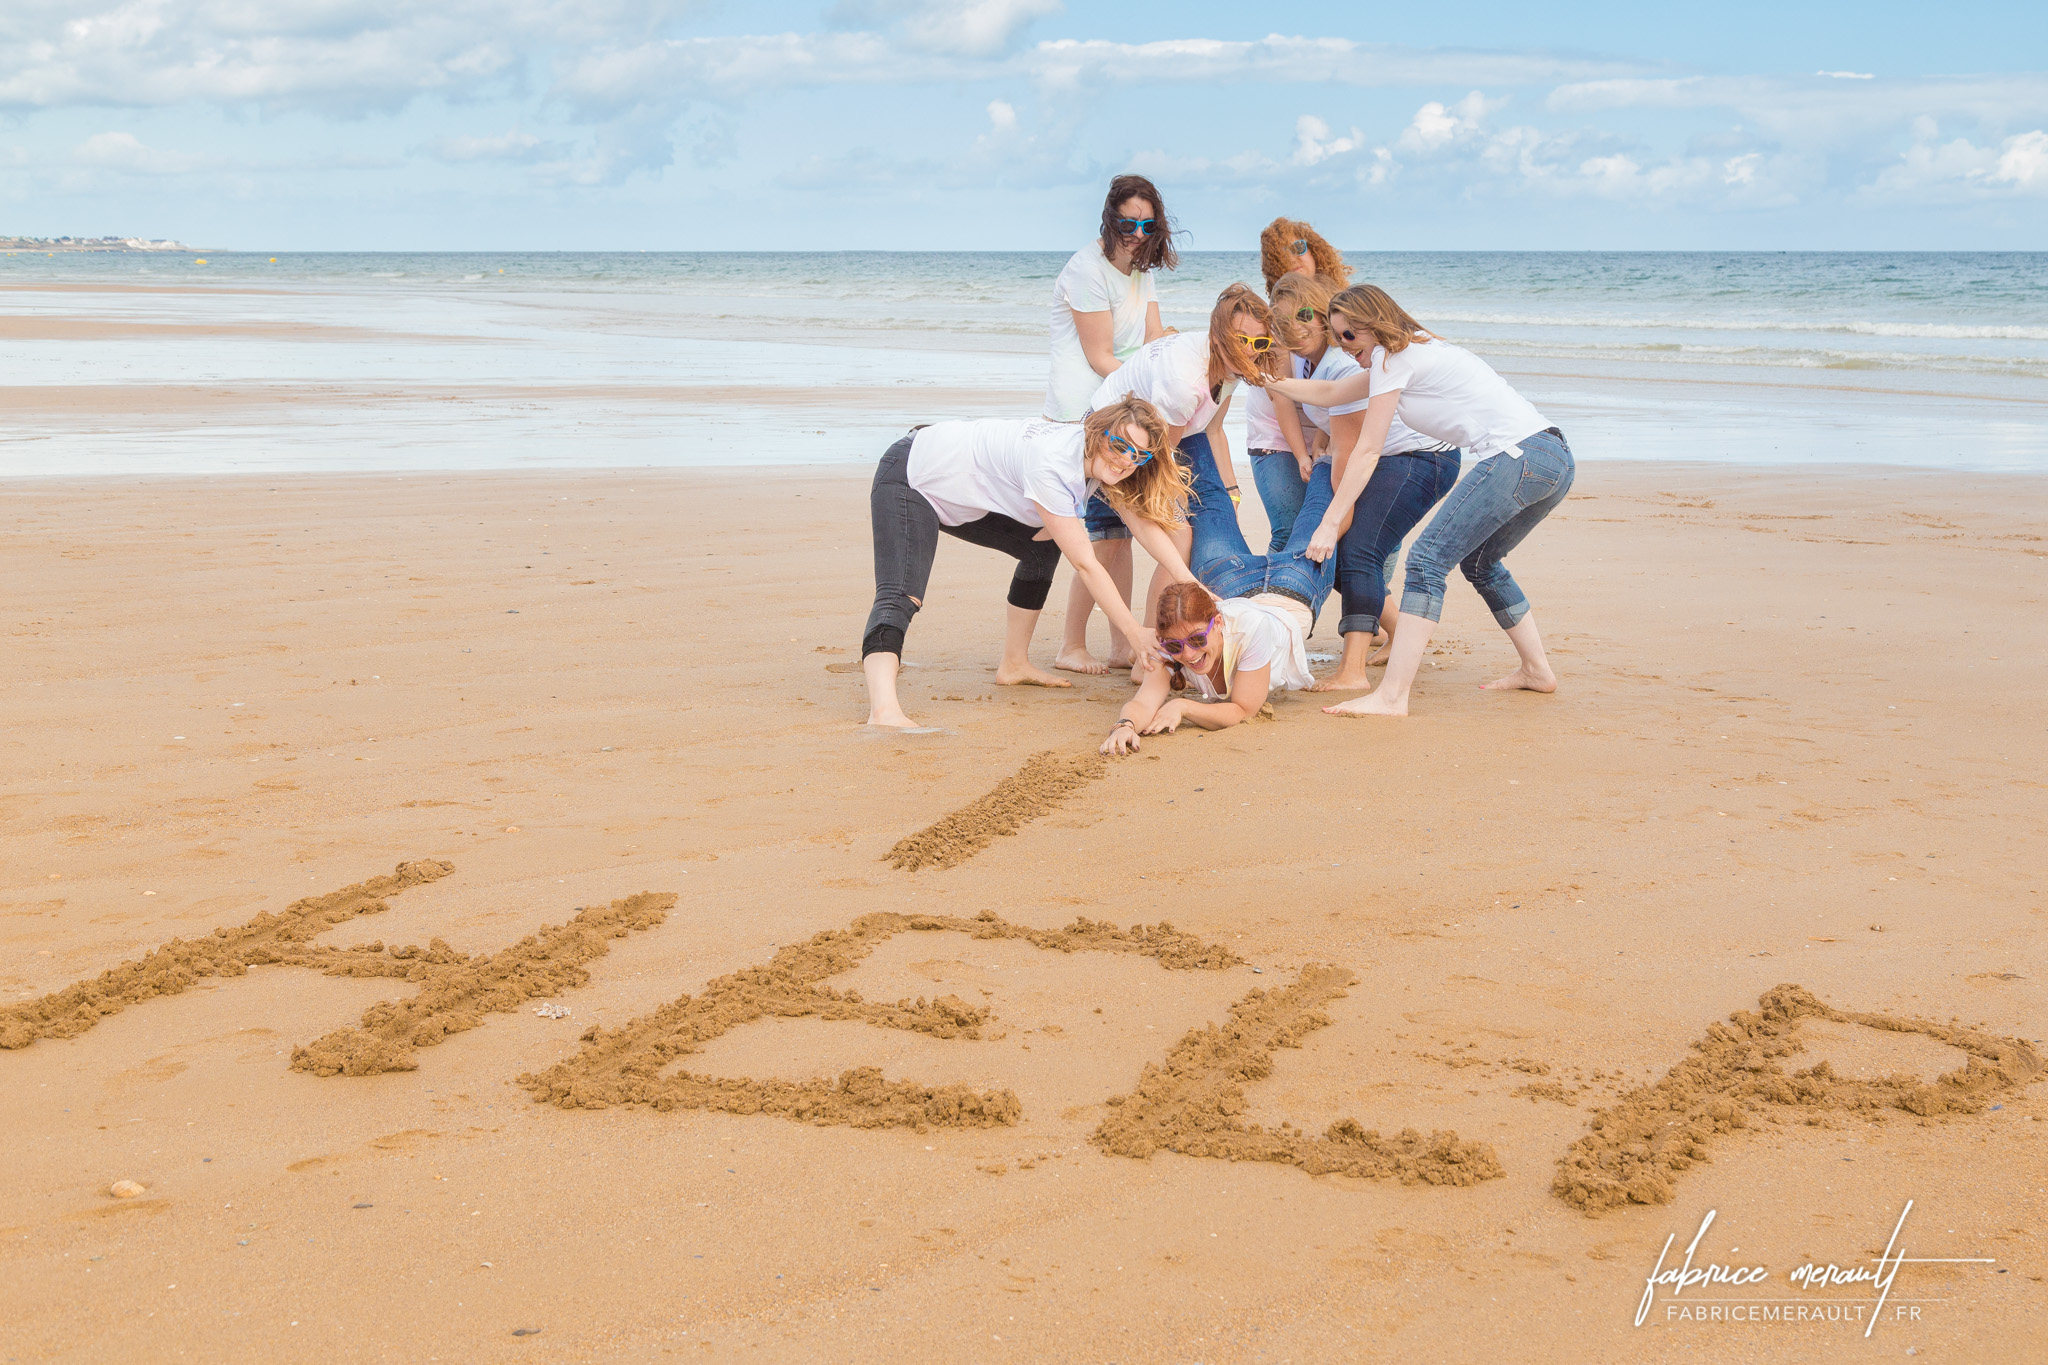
1098, 455, 1350, 753
1058, 283, 1282, 676
862, 396, 1193, 730
1267, 283, 1574, 716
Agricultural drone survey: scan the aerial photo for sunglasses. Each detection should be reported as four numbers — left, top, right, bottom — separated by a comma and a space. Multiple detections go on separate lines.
1293, 305, 1320, 322
1233, 333, 1276, 353
1335, 327, 1361, 343
1105, 432, 1155, 467
1290, 238, 1310, 255
1116, 217, 1157, 237
1158, 615, 1219, 657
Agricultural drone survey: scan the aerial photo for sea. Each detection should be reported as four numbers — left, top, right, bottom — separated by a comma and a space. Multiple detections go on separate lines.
4, 251, 2045, 476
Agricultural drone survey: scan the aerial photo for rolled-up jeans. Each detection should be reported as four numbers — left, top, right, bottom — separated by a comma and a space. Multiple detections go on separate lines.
1401, 429, 1574, 628
861, 435, 1062, 658
1334, 449, 1461, 638
1248, 449, 1307, 553
1194, 457, 1338, 618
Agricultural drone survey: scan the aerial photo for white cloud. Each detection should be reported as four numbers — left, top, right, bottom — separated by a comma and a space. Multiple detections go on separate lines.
1868, 124, 2048, 200
1396, 91, 1503, 154
830, 0, 1065, 58
986, 99, 1018, 134
422, 130, 559, 163
1817, 71, 1875, 80
73, 130, 204, 173
1291, 114, 1364, 166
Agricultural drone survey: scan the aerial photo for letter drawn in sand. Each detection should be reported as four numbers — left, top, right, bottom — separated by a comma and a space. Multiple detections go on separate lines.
884, 750, 1105, 871
519, 911, 1236, 1130
0, 861, 675, 1077
1552, 983, 2045, 1214
1092, 964, 1505, 1187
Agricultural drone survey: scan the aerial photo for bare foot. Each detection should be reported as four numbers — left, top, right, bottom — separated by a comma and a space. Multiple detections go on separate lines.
1308, 672, 1374, 693
994, 662, 1072, 689
1107, 650, 1135, 670
1054, 647, 1110, 676
1479, 665, 1557, 693
865, 709, 919, 728
1323, 690, 1408, 717
1366, 631, 1392, 666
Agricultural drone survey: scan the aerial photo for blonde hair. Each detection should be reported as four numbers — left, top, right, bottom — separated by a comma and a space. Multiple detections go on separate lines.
1259, 219, 1352, 295
1207, 283, 1285, 388
1269, 273, 1337, 354
1085, 397, 1189, 529
1327, 284, 1435, 357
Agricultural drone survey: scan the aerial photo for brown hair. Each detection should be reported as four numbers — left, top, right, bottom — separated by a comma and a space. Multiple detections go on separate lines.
1154, 580, 1221, 692
1328, 284, 1435, 357
1259, 218, 1351, 294
1269, 272, 1337, 354
1084, 397, 1189, 529
1098, 174, 1177, 273
1207, 283, 1284, 390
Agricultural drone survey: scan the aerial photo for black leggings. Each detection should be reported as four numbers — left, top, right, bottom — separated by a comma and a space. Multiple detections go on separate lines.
861, 435, 1062, 659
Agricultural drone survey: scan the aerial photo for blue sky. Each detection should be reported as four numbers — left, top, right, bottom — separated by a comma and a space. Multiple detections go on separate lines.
3, 1, 2046, 250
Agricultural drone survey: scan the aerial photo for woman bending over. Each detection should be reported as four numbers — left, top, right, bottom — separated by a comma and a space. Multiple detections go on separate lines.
1063, 284, 1281, 675
862, 396, 1191, 729
1268, 284, 1575, 716
1267, 273, 1460, 694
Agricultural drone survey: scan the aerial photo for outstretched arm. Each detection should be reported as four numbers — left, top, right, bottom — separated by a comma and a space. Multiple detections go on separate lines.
1273, 395, 1314, 480
1268, 369, 1372, 408
1141, 665, 1272, 739
1206, 395, 1240, 506
1101, 664, 1175, 754
1040, 508, 1158, 661
1305, 393, 1399, 563
1122, 513, 1197, 589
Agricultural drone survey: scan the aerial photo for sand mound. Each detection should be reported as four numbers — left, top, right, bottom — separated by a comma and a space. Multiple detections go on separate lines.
0, 860, 454, 1050
292, 891, 675, 1076
1092, 964, 1505, 1187
884, 750, 1105, 871
1552, 983, 2046, 1214
519, 910, 1237, 1128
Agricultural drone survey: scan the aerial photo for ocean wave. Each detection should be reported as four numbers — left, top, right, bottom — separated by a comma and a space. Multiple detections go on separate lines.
1423, 311, 2048, 342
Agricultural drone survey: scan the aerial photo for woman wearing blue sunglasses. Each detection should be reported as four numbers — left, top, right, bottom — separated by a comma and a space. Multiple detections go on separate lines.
861, 395, 1196, 730
1049, 174, 1176, 677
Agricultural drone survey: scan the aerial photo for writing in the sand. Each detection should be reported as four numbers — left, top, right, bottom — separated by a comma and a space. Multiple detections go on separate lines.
1637, 1201, 1991, 1336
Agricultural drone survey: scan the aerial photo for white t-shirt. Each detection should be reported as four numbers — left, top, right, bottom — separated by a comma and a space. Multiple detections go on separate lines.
1045, 244, 1158, 422
1366, 338, 1549, 460
1091, 332, 1233, 435
1292, 350, 1445, 457
1175, 598, 1314, 700
907, 420, 1096, 529
1243, 385, 1285, 453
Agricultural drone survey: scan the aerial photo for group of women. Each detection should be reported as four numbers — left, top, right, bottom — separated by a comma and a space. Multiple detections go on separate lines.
860, 174, 1576, 750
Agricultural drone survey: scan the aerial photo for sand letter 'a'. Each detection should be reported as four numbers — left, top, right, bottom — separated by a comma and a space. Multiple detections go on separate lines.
884, 750, 1105, 871
519, 910, 1237, 1130
1093, 964, 1506, 1186
0, 861, 674, 1078
1552, 983, 2046, 1214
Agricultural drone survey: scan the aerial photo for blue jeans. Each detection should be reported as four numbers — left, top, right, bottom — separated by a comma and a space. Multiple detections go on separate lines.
1082, 430, 1235, 556
1194, 458, 1338, 618
1249, 450, 1306, 553
1402, 430, 1574, 628
1334, 450, 1462, 637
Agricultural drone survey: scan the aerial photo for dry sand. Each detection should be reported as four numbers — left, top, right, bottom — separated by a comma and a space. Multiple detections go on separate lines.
3, 462, 2045, 1363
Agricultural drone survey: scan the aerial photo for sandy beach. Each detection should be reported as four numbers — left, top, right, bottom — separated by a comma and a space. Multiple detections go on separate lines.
4, 459, 2044, 1362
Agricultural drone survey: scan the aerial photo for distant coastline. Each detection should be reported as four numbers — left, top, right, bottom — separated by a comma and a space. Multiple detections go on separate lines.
2, 236, 198, 254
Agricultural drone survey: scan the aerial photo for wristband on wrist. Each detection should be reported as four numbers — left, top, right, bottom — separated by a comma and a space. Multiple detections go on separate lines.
1113, 718, 1137, 731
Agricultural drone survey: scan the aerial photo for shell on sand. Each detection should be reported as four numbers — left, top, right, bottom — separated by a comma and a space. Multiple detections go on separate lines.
108, 1180, 145, 1199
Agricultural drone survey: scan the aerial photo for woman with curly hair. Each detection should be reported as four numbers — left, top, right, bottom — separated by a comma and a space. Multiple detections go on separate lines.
861, 395, 1194, 730
1242, 219, 1351, 550
1062, 284, 1281, 675
1258, 217, 1352, 295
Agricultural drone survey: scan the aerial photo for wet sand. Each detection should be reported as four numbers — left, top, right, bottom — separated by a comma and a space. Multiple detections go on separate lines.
2, 462, 2045, 1363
